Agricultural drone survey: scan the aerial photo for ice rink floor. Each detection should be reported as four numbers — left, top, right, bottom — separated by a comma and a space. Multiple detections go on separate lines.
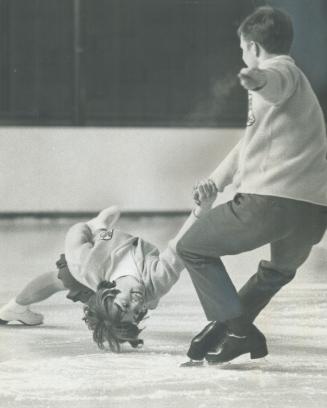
0, 215, 326, 408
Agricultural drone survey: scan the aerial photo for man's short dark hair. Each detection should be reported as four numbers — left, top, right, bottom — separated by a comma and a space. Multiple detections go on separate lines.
237, 6, 294, 55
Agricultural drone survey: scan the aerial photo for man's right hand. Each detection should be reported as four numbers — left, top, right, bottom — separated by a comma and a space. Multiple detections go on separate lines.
238, 67, 267, 91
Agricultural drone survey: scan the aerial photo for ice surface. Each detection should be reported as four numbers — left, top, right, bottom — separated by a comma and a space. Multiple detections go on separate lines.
0, 217, 326, 408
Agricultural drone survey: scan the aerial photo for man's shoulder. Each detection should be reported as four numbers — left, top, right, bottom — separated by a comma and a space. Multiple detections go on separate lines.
261, 55, 300, 74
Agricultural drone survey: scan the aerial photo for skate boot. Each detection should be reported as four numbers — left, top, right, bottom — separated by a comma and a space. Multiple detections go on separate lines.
206, 323, 268, 364
187, 321, 227, 361
0, 299, 44, 326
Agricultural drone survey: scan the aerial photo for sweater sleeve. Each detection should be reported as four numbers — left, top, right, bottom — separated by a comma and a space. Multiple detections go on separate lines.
64, 223, 94, 269
64, 222, 112, 290
209, 138, 243, 192
142, 212, 198, 306
256, 63, 299, 105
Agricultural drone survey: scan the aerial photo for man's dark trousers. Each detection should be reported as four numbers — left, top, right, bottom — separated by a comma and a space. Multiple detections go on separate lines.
176, 193, 327, 324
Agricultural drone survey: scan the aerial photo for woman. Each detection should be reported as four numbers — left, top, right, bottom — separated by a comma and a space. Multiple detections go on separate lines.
0, 180, 217, 352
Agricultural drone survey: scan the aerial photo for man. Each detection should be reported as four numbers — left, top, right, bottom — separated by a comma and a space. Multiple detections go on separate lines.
177, 6, 327, 364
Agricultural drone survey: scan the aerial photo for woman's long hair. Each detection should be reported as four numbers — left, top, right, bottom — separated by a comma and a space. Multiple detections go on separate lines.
83, 281, 147, 352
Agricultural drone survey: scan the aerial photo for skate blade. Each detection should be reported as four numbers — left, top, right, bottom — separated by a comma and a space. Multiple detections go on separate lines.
0, 319, 8, 325
180, 360, 204, 368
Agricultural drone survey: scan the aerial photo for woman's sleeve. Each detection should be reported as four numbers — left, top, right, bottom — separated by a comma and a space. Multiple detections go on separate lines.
142, 243, 185, 305
64, 222, 94, 268
142, 211, 200, 303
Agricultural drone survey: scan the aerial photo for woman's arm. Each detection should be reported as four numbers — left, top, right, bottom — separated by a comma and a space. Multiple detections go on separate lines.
64, 205, 121, 269
170, 179, 218, 251
142, 180, 218, 305
64, 222, 94, 268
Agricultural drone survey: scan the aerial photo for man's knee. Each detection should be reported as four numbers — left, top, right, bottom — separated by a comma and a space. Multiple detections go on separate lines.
278, 268, 296, 285
260, 260, 296, 285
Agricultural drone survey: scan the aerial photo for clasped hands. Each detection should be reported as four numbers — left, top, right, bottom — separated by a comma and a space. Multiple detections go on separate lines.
192, 179, 218, 211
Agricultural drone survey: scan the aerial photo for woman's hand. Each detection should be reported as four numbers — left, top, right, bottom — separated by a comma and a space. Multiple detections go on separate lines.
192, 179, 218, 211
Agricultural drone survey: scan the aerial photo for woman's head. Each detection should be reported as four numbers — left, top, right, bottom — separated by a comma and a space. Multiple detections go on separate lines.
83, 280, 148, 352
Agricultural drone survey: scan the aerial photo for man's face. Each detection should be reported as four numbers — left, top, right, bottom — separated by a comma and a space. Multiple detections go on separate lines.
240, 35, 258, 68
114, 276, 146, 323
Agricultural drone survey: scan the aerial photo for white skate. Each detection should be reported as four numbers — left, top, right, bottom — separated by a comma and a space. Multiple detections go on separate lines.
0, 299, 44, 326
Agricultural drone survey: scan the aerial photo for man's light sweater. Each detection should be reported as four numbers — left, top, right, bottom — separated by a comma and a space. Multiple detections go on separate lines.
211, 55, 327, 206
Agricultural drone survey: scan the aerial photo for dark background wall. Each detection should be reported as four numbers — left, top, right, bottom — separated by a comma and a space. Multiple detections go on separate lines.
0, 0, 326, 127
0, 1, 75, 124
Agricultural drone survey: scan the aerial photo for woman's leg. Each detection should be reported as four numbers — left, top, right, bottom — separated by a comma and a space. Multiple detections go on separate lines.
16, 270, 66, 305
0, 271, 66, 325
